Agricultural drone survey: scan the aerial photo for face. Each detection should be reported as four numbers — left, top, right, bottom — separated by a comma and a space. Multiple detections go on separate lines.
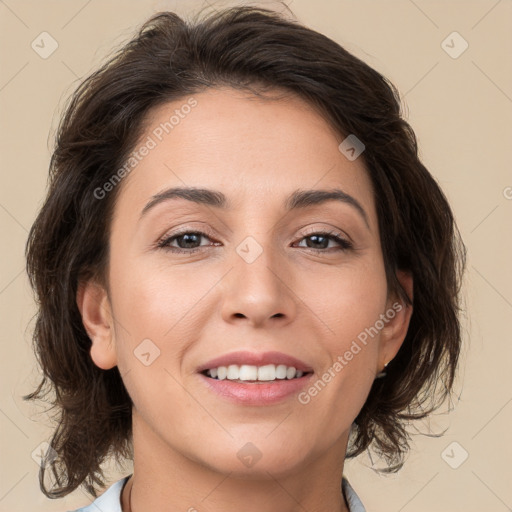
80, 87, 412, 478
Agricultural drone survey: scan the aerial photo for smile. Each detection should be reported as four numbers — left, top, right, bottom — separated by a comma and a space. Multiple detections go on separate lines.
203, 364, 308, 381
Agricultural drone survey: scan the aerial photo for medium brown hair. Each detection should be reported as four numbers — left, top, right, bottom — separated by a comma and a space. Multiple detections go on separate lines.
25, 5, 467, 498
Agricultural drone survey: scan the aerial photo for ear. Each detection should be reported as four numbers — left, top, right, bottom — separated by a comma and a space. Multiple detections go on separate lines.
377, 269, 414, 371
76, 279, 117, 370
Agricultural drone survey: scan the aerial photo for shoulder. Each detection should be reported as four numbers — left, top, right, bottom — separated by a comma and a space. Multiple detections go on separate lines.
342, 476, 367, 512
66, 476, 130, 512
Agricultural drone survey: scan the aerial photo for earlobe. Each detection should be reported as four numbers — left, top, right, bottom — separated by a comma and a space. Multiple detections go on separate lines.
378, 270, 414, 369
76, 279, 118, 370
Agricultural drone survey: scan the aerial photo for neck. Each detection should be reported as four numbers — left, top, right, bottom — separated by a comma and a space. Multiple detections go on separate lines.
122, 410, 351, 512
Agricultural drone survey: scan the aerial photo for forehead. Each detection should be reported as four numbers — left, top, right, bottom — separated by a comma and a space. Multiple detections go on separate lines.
114, 87, 376, 225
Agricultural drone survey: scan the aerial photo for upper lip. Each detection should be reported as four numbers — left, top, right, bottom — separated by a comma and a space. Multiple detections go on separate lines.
197, 351, 313, 373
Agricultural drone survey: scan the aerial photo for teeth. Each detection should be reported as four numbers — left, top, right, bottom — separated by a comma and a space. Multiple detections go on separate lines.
205, 364, 308, 381
257, 364, 275, 381
227, 365, 239, 379
239, 364, 258, 380
275, 364, 287, 379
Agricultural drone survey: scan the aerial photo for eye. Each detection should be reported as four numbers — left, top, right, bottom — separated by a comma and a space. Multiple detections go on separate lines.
294, 230, 353, 253
155, 228, 353, 254
156, 230, 218, 254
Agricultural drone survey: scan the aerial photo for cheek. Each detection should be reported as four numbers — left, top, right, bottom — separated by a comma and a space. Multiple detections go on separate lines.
297, 256, 388, 416
107, 255, 218, 407
109, 254, 211, 340
302, 255, 388, 350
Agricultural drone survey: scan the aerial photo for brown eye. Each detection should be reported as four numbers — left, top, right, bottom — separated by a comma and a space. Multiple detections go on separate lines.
295, 231, 352, 252
157, 230, 218, 254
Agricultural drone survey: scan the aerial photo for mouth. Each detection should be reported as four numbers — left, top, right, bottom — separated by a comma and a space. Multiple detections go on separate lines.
201, 364, 313, 382
196, 351, 315, 405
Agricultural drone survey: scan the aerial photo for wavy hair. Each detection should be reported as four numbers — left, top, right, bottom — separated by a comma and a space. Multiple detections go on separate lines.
24, 5, 467, 498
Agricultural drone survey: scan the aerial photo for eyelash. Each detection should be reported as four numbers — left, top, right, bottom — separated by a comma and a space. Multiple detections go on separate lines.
155, 228, 353, 254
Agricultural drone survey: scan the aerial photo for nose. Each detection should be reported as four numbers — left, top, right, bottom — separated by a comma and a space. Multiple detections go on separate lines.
220, 241, 297, 328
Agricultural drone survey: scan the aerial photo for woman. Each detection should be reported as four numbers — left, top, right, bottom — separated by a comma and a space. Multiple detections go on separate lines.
24, 5, 466, 512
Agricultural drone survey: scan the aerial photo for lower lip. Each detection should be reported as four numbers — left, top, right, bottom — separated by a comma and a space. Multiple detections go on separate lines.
198, 373, 314, 405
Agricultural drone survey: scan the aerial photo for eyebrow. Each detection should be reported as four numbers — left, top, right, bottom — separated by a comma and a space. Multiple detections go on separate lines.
140, 186, 370, 229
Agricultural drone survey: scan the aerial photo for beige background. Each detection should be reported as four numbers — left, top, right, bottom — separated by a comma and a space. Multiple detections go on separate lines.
1, 0, 511, 510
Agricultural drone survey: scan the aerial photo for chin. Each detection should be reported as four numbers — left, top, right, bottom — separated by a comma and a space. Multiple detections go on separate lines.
191, 434, 312, 479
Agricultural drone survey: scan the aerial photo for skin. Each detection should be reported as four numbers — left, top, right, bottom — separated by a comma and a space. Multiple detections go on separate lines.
78, 87, 413, 512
